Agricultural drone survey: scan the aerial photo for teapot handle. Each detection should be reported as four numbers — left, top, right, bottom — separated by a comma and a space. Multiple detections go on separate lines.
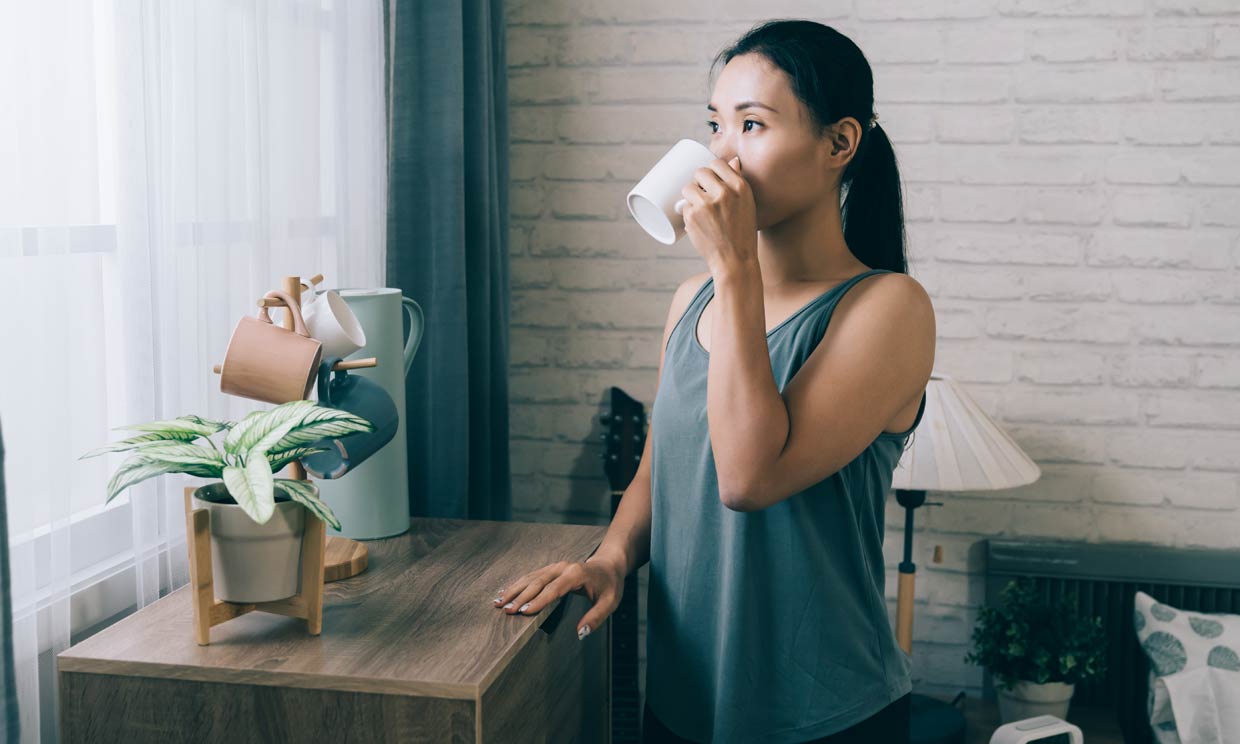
258, 290, 312, 338
401, 297, 425, 376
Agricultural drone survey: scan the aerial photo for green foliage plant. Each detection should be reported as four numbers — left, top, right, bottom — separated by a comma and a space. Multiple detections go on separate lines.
80, 401, 374, 530
965, 577, 1108, 691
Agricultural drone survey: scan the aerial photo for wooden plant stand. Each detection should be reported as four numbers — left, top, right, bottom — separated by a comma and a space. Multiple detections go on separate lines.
183, 485, 326, 645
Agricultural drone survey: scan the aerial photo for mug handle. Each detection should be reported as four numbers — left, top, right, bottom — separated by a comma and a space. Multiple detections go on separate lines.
259, 290, 312, 338
317, 356, 344, 405
674, 199, 688, 215
401, 297, 425, 376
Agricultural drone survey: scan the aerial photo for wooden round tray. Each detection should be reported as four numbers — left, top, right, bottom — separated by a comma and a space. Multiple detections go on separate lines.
324, 536, 369, 582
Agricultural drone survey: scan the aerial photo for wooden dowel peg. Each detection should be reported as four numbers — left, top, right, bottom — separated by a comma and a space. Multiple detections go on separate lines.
262, 274, 324, 304
282, 276, 307, 481
282, 276, 301, 332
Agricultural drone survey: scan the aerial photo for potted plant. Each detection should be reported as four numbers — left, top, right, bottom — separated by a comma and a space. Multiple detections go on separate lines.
965, 577, 1108, 723
81, 400, 373, 603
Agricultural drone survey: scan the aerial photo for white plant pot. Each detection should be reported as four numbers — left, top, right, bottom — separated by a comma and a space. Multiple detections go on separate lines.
192, 482, 307, 604
996, 678, 1075, 724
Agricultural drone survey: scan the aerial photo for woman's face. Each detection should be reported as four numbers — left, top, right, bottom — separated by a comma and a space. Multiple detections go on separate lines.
706, 53, 848, 231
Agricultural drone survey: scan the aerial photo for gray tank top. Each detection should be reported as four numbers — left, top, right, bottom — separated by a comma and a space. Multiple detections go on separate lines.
645, 268, 925, 743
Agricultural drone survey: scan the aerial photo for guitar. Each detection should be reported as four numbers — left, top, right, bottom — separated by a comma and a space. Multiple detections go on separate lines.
598, 386, 647, 744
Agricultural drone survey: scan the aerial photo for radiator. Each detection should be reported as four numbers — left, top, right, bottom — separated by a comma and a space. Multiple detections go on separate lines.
984, 539, 1240, 744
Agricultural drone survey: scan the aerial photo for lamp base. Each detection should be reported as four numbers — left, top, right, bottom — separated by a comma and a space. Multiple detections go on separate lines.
911, 693, 966, 744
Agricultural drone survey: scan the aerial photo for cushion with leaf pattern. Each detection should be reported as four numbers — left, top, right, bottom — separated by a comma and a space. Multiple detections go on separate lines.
1134, 591, 1240, 744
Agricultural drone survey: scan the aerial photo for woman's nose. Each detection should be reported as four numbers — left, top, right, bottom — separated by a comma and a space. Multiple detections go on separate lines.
711, 145, 736, 162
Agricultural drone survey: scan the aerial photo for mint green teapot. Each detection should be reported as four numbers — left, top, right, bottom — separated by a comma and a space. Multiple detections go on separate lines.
312, 289, 424, 539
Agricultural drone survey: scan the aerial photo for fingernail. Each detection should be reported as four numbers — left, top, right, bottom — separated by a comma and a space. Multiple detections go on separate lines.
493, 596, 503, 604
519, 603, 531, 613
578, 624, 591, 640
503, 602, 514, 609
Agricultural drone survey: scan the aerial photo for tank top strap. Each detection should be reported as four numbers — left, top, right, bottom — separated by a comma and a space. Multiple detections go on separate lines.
824, 268, 894, 306
667, 268, 895, 354
765, 268, 899, 384
665, 275, 715, 354
777, 268, 895, 334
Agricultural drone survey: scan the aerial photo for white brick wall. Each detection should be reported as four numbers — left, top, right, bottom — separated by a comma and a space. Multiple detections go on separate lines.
505, 0, 1240, 704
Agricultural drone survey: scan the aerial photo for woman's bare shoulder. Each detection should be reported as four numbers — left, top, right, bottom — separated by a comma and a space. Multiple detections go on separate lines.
658, 271, 712, 352
670, 271, 712, 318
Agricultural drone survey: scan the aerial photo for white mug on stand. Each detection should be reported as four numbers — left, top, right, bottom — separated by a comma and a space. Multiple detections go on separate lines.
626, 138, 717, 245
302, 289, 367, 359
270, 279, 366, 358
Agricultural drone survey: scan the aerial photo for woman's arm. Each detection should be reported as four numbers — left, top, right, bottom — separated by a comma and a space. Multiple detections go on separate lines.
706, 264, 791, 509
709, 270, 935, 512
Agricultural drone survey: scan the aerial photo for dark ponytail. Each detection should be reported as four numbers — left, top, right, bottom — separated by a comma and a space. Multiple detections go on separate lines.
711, 20, 907, 274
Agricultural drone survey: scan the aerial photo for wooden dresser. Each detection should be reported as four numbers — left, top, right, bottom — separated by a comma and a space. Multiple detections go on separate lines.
58, 518, 611, 743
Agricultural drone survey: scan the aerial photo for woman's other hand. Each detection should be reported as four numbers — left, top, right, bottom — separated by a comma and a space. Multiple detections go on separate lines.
490, 552, 626, 641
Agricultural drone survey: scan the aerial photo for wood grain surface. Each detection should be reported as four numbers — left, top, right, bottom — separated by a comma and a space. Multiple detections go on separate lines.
59, 518, 608, 700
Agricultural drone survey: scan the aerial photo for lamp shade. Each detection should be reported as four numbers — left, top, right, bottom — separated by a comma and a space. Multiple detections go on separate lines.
891, 370, 1040, 492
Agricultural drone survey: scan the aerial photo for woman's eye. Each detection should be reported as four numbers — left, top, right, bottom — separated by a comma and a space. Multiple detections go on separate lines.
706, 120, 760, 134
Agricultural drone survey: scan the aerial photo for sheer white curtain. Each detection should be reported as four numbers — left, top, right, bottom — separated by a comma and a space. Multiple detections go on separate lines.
0, 0, 387, 740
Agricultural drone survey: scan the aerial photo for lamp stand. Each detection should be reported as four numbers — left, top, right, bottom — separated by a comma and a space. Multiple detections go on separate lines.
895, 488, 967, 744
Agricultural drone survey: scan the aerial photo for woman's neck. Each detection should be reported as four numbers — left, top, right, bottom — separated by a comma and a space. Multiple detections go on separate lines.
754, 192, 867, 289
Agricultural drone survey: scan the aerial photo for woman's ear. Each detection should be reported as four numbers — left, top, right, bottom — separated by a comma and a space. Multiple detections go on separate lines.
828, 116, 863, 161
818, 117, 864, 189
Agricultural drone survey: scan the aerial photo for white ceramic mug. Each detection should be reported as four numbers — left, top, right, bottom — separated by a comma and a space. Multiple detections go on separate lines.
626, 138, 717, 245
302, 289, 367, 358
300, 275, 323, 305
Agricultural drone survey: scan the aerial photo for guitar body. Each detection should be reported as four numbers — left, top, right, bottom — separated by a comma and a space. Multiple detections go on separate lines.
600, 387, 647, 744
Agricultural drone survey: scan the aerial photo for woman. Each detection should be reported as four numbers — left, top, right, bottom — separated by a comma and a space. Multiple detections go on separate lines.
490, 19, 934, 744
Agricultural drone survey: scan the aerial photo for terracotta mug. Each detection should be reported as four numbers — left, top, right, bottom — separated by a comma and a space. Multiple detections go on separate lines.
219, 290, 323, 404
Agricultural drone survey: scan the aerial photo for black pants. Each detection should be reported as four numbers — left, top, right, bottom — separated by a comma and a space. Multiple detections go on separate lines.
641, 693, 910, 744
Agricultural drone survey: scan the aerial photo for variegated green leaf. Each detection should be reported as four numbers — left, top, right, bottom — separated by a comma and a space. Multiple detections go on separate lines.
81, 430, 198, 459
223, 401, 317, 455
181, 414, 231, 431
276, 479, 341, 531
221, 409, 265, 455
130, 442, 226, 477
264, 407, 375, 452
222, 466, 257, 522
223, 457, 275, 524
105, 455, 181, 504
114, 414, 225, 439
251, 416, 310, 456
247, 454, 274, 520
267, 447, 327, 472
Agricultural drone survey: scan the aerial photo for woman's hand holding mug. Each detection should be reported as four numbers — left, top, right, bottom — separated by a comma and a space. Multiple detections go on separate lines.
626, 138, 718, 245
678, 155, 758, 277
490, 552, 627, 641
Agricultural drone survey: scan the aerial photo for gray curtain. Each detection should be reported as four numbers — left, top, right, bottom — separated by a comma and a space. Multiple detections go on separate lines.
385, 0, 512, 520
0, 421, 19, 741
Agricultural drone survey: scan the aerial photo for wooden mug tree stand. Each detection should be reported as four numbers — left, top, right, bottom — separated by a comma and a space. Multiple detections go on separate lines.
190, 274, 375, 646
